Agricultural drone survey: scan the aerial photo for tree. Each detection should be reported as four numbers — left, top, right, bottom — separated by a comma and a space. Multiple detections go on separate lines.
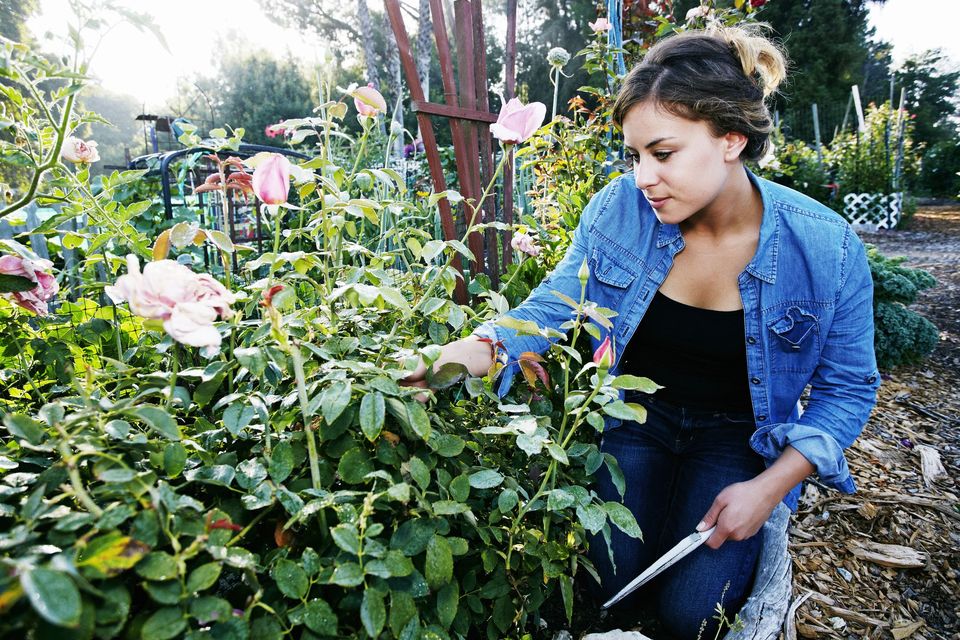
0, 0, 38, 43
193, 46, 317, 146
895, 49, 960, 196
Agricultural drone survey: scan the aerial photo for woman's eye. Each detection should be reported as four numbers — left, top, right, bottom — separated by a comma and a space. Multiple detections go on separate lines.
625, 151, 640, 164
653, 151, 672, 161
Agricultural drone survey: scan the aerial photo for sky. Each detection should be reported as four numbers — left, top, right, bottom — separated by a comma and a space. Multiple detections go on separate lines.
26, 0, 960, 113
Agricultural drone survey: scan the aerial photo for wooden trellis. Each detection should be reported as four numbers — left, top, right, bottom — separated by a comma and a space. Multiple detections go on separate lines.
385, 0, 518, 304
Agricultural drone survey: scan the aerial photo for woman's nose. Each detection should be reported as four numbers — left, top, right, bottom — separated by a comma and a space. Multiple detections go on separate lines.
633, 160, 658, 190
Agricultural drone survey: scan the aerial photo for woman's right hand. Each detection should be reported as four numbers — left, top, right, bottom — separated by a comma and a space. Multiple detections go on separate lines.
400, 336, 496, 401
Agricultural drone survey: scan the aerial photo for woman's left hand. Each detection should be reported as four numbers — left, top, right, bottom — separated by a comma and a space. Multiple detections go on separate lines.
696, 478, 780, 550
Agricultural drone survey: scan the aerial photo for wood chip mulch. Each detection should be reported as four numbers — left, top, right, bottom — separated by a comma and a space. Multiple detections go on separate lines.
788, 207, 960, 640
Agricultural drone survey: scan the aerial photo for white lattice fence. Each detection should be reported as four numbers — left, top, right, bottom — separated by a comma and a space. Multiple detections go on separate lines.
843, 192, 903, 230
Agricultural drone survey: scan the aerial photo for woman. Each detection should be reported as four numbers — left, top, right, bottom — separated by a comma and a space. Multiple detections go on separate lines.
405, 25, 880, 638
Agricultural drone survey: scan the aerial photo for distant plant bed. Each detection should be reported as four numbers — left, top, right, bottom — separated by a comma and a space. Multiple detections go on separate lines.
868, 245, 939, 369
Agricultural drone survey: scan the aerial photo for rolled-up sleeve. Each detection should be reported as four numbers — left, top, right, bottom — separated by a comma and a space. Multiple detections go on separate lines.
750, 230, 881, 494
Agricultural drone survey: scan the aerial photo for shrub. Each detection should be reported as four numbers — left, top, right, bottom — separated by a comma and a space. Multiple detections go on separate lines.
867, 245, 939, 369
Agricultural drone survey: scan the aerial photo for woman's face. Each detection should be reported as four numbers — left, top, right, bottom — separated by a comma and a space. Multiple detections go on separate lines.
621, 101, 747, 226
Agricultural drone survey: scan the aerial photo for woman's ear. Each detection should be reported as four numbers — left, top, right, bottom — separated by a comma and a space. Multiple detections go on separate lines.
722, 131, 749, 161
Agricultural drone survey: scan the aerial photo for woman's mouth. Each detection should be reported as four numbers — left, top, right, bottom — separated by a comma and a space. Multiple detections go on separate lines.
646, 196, 670, 209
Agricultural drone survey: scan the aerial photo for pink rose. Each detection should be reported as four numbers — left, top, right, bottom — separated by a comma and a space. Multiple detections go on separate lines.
106, 255, 235, 348
490, 98, 546, 145
61, 137, 100, 164
252, 153, 291, 205
589, 18, 612, 32
0, 255, 59, 315
593, 335, 614, 369
510, 232, 541, 257
352, 83, 388, 117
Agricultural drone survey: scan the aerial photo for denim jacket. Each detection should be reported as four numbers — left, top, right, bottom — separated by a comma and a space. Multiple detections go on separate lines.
474, 169, 881, 510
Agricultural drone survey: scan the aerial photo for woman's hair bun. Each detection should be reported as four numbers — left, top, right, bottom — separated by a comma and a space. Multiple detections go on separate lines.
706, 23, 787, 98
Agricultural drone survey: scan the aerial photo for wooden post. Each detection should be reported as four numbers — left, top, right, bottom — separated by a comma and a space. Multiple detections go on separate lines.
811, 103, 822, 165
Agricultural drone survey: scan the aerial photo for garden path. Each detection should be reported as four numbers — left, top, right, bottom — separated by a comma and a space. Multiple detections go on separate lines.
786, 207, 960, 639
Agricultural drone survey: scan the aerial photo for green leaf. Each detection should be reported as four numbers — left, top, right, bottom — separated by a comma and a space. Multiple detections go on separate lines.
186, 563, 222, 593
163, 443, 187, 478
389, 591, 417, 637
359, 391, 385, 441
406, 456, 430, 489
547, 489, 575, 512
189, 595, 231, 624
546, 442, 569, 464
130, 406, 181, 441
560, 574, 574, 625
603, 453, 626, 498
405, 401, 431, 440
272, 559, 309, 599
321, 380, 352, 425
236, 458, 268, 491
448, 474, 470, 502
303, 598, 337, 636
603, 502, 643, 539
436, 581, 459, 629
429, 433, 466, 457
136, 552, 179, 581
330, 562, 364, 587
497, 488, 518, 513
3, 414, 45, 445
601, 400, 647, 423
432, 500, 468, 515
0, 273, 36, 293
338, 447, 373, 484
141, 606, 186, 640
234, 347, 267, 377
331, 524, 361, 555
425, 362, 469, 389
269, 441, 294, 483
361, 587, 387, 637
223, 402, 255, 436
425, 535, 453, 589
610, 375, 663, 393
576, 504, 607, 534
495, 316, 543, 336
468, 469, 504, 490
20, 568, 81, 627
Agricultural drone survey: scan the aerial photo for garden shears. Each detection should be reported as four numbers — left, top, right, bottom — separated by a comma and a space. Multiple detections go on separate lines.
601, 526, 717, 609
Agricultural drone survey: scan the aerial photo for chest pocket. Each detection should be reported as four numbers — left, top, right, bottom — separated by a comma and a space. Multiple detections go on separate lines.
588, 247, 638, 308
767, 305, 821, 373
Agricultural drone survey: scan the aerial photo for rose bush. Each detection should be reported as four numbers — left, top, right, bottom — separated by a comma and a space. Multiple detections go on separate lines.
0, 30, 644, 639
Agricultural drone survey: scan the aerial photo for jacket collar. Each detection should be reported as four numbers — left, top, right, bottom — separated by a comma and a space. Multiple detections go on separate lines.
651, 167, 779, 283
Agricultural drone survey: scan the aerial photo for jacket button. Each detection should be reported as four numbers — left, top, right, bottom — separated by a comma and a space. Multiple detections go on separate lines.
757, 414, 767, 422
746, 336, 757, 345
866, 374, 877, 384
751, 377, 761, 385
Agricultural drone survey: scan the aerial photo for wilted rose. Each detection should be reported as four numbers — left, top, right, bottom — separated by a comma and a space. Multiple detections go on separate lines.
0, 255, 59, 315
61, 137, 100, 164
588, 18, 611, 32
352, 83, 388, 117
490, 98, 547, 145
106, 255, 235, 348
510, 232, 541, 257
686, 5, 711, 21
252, 153, 292, 205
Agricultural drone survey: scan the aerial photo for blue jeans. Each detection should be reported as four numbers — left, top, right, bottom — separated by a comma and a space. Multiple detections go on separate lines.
589, 395, 767, 639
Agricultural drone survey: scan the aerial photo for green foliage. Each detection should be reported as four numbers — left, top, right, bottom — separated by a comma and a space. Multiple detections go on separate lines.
825, 102, 920, 209
867, 245, 939, 369
752, 132, 833, 203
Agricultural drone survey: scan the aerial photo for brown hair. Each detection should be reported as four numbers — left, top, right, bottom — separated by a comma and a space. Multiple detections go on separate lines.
611, 24, 787, 162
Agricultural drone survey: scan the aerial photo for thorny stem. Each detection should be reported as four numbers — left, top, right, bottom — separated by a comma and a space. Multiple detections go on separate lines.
374, 151, 511, 367
290, 345, 321, 492
55, 424, 103, 517
166, 343, 180, 411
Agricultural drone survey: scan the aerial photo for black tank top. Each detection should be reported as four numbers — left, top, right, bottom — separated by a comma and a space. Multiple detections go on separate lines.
619, 290, 753, 412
